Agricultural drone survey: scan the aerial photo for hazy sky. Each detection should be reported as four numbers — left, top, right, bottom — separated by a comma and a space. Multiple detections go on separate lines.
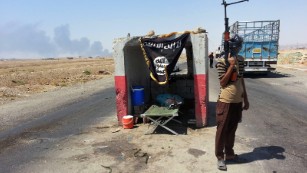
1, 0, 306, 59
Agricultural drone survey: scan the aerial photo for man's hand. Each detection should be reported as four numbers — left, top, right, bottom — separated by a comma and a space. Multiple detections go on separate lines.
228, 54, 236, 66
243, 100, 249, 110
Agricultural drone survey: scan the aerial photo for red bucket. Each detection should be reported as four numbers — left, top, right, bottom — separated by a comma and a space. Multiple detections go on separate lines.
122, 115, 134, 129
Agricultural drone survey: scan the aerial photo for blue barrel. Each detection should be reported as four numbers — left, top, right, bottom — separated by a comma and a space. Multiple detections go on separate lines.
131, 86, 144, 106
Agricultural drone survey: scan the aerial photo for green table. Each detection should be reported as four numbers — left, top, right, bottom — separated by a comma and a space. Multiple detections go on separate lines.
141, 105, 181, 135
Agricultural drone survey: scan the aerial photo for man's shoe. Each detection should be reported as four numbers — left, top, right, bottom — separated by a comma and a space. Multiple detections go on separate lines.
217, 159, 227, 171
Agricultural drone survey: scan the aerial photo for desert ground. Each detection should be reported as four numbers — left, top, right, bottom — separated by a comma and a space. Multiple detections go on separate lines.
278, 48, 307, 65
0, 57, 114, 105
0, 49, 306, 105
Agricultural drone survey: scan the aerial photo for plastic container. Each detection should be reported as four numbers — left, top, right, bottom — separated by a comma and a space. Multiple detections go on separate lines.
122, 115, 134, 129
131, 86, 144, 106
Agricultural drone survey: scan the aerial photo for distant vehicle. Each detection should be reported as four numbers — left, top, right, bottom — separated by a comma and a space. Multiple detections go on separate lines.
222, 20, 280, 74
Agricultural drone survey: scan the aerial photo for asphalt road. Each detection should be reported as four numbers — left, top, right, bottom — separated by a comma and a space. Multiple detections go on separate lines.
0, 77, 118, 172
0, 65, 306, 172
208, 65, 307, 173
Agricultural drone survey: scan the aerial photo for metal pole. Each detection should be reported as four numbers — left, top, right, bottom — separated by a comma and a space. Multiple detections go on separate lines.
222, 0, 248, 67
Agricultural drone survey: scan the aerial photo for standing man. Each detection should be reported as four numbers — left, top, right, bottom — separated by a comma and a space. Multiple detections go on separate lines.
215, 34, 249, 171
215, 47, 221, 58
209, 52, 214, 68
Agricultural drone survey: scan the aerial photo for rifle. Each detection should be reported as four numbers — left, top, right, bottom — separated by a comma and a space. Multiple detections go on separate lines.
222, 0, 248, 67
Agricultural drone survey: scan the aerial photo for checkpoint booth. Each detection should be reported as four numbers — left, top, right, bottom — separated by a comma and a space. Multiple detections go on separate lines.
113, 31, 209, 129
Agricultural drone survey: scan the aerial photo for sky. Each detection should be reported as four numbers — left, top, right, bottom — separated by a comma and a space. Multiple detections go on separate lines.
1, 0, 306, 59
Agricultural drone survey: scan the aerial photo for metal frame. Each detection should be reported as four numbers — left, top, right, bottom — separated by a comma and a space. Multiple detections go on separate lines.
230, 20, 280, 42
221, 20, 280, 51
141, 105, 181, 135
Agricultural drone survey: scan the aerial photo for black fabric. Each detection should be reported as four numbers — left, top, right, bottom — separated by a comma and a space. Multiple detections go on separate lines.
140, 33, 189, 84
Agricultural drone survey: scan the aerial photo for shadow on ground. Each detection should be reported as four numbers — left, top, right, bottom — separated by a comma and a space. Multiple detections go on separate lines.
244, 71, 292, 79
138, 98, 219, 135
227, 146, 286, 164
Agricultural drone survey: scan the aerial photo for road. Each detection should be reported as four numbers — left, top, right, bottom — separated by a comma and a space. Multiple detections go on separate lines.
0, 77, 118, 172
208, 64, 307, 173
0, 65, 306, 172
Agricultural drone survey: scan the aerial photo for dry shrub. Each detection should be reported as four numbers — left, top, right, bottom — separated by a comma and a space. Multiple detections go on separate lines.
278, 50, 307, 65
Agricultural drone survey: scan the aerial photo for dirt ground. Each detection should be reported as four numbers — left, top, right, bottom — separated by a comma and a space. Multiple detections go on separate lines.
0, 57, 114, 105
278, 48, 307, 65
0, 73, 229, 172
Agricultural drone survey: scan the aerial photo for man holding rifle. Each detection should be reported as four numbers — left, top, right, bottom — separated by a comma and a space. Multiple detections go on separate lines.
215, 34, 249, 171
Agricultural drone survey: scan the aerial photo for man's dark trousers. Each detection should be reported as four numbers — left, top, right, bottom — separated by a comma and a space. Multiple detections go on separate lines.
215, 101, 242, 160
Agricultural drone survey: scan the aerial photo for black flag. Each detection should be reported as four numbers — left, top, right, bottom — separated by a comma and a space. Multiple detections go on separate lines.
140, 33, 189, 85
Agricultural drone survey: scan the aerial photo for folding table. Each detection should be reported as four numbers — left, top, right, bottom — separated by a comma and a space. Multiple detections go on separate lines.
140, 105, 181, 135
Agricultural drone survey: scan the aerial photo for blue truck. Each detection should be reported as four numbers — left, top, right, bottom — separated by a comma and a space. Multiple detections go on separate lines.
225, 20, 280, 73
